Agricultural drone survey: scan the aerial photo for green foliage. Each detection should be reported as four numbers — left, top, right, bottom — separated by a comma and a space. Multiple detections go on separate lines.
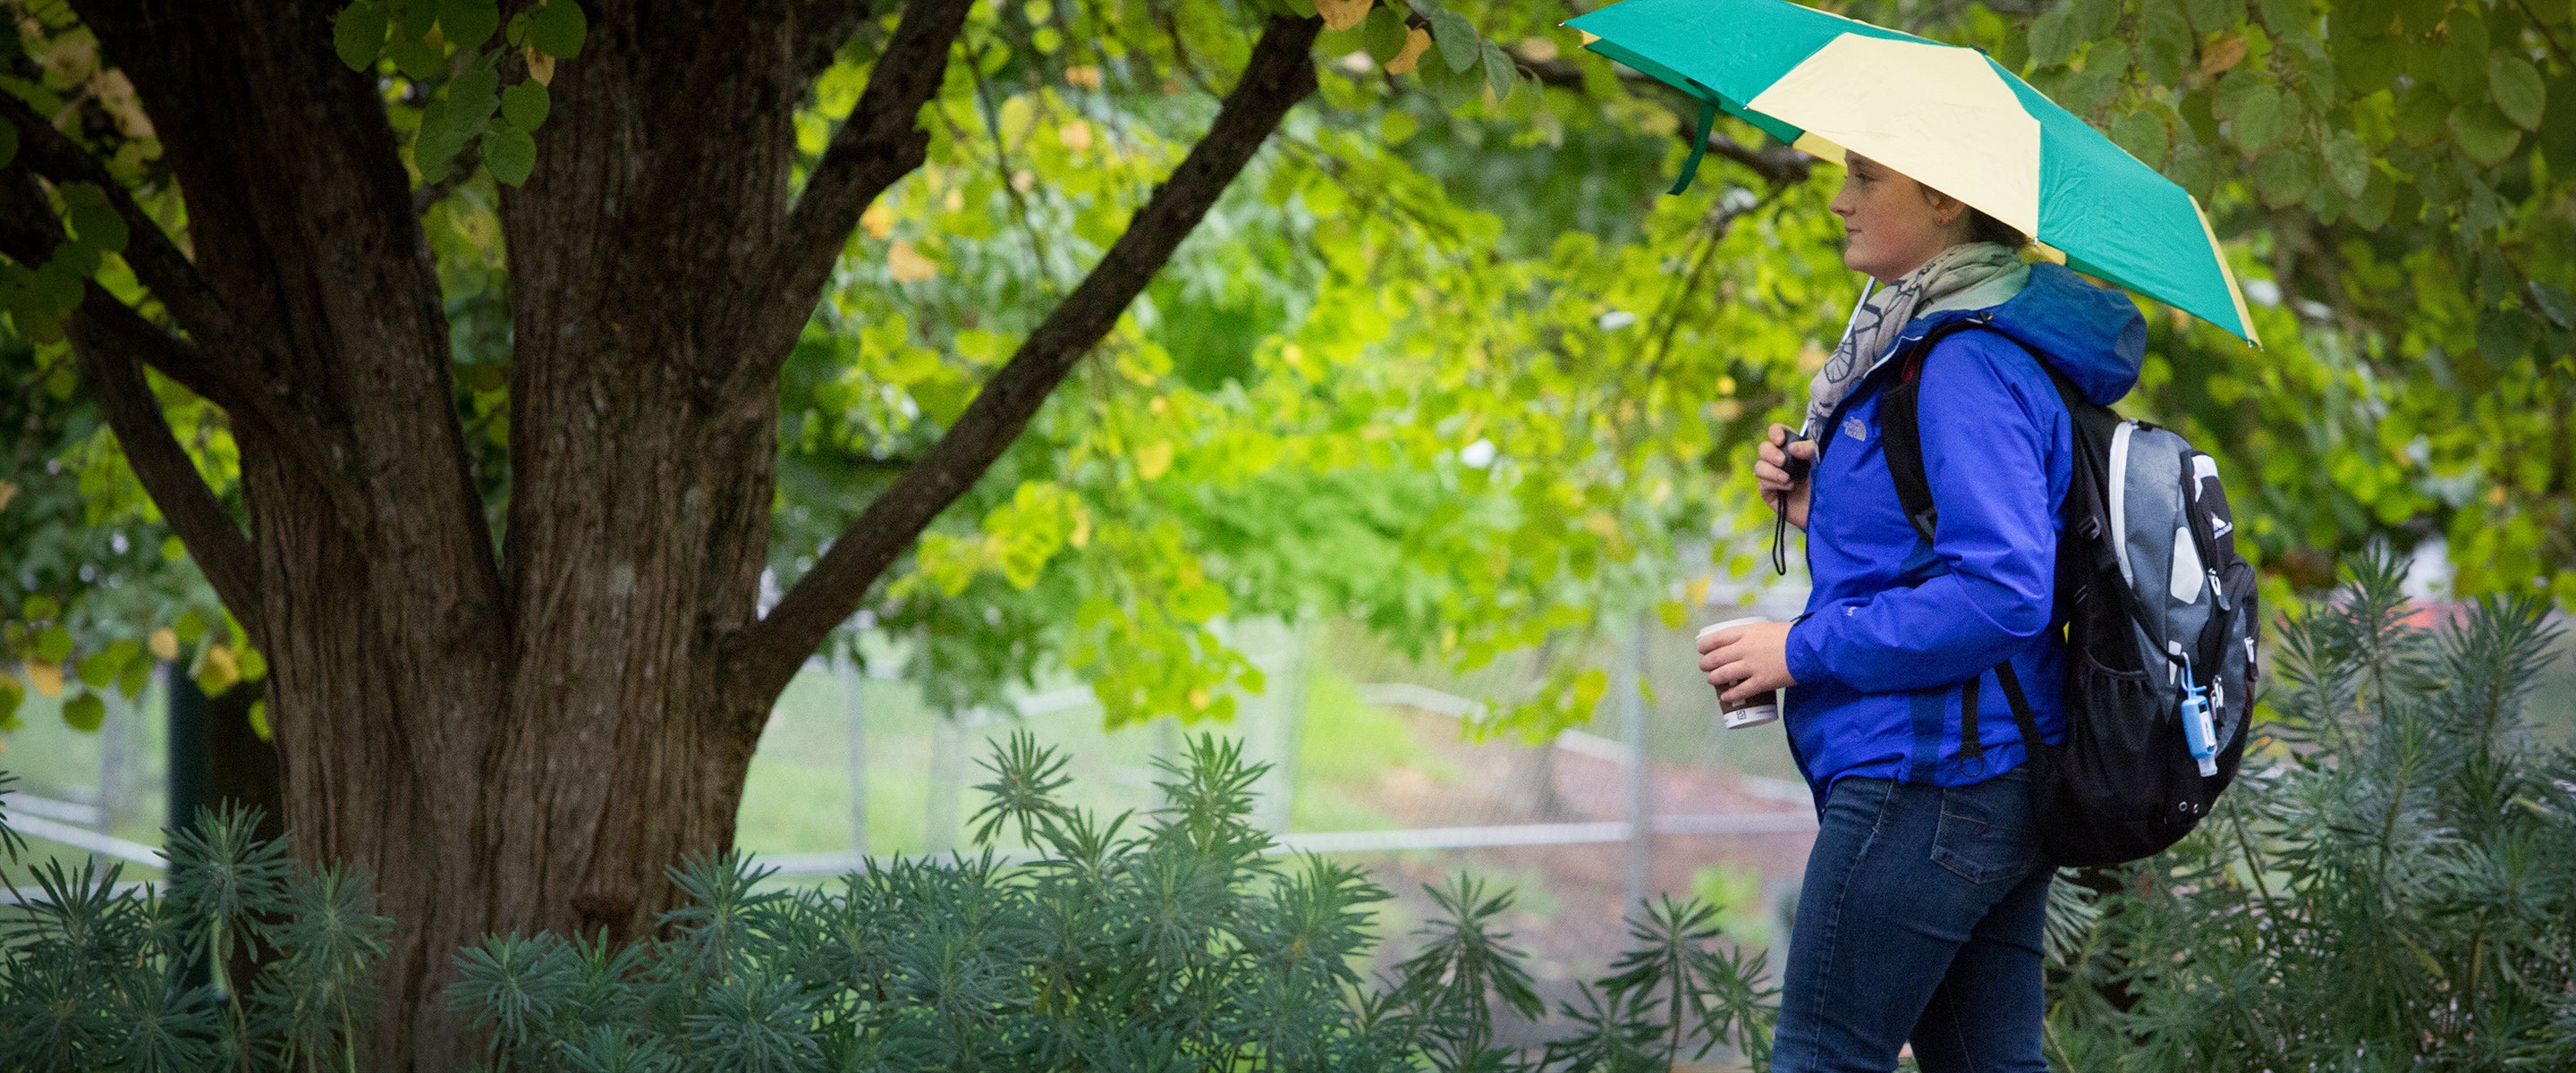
2047, 551, 2576, 1069
0, 804, 390, 1073
440, 731, 1778, 1071
1993, 0, 2576, 603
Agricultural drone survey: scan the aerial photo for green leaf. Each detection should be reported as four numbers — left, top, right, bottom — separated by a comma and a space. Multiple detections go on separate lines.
2545, 73, 2576, 174
2085, 41, 2131, 83
1482, 39, 1516, 103
2112, 110, 2172, 168
1431, 7, 1479, 73
438, 0, 499, 48
37, 625, 72, 662
529, 0, 588, 59
2185, 0, 2244, 36
2140, 3, 2196, 84
67, 203, 127, 254
1361, 4, 1407, 63
335, 1, 389, 72
2255, 0, 2310, 36
2436, 9, 2487, 100
2325, 129, 2370, 198
2252, 147, 2314, 207
2231, 85, 2285, 153
2394, 83, 2450, 147
2072, 0, 2124, 39
2332, 30, 2402, 96
2394, 0, 2446, 34
22, 594, 59, 621
2476, 308, 2537, 366
450, 61, 501, 114
2029, 7, 2079, 67
2447, 101, 2521, 167
63, 692, 104, 731
388, 33, 444, 80
1380, 109, 1418, 143
76, 651, 118, 689
2529, 282, 2576, 329
2489, 55, 2545, 131
483, 125, 537, 185
501, 80, 549, 131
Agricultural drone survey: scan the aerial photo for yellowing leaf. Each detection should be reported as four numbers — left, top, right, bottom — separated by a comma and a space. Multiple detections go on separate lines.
199, 644, 239, 694
1316, 0, 1371, 31
1064, 64, 1103, 90
525, 46, 556, 85
1136, 440, 1175, 481
0, 480, 14, 511
1058, 119, 1093, 152
1385, 27, 1431, 74
860, 199, 896, 241
1187, 688, 1212, 710
887, 240, 938, 283
1516, 36, 1559, 63
148, 628, 180, 662
2199, 34, 2247, 76
25, 661, 63, 697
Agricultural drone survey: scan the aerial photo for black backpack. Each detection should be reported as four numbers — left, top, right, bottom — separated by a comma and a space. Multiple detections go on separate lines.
1877, 317, 2259, 867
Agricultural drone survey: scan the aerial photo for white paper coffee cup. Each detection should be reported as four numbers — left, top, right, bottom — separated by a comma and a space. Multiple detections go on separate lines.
1697, 616, 1782, 729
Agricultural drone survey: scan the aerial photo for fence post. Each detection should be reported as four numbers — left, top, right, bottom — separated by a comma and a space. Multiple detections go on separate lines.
1260, 619, 1309, 834
1623, 612, 1651, 913
926, 714, 963, 855
836, 650, 868, 858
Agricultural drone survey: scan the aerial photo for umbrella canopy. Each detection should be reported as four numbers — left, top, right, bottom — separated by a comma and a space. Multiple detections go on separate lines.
1566, 0, 2258, 346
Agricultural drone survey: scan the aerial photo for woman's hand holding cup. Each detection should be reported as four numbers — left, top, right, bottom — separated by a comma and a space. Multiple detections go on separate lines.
1697, 618, 1799, 726
1756, 423, 1817, 531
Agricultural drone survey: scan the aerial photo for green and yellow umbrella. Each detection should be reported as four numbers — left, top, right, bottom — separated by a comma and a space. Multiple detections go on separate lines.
1566, 0, 2259, 346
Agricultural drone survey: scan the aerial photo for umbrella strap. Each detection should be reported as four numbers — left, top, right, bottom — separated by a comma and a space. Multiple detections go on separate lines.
1667, 97, 1719, 196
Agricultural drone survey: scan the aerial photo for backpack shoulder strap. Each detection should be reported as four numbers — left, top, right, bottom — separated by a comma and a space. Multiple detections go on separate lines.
1879, 317, 2017, 545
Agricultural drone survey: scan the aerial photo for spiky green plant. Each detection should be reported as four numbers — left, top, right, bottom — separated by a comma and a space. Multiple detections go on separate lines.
441, 731, 1780, 1072
0, 802, 386, 1073
2046, 549, 2576, 1072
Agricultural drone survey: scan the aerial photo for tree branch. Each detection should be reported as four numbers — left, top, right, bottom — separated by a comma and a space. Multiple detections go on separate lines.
68, 295, 266, 638
792, 0, 878, 83
0, 166, 264, 629
0, 172, 247, 411
732, 13, 1326, 703
0, 91, 252, 368
730, 0, 977, 398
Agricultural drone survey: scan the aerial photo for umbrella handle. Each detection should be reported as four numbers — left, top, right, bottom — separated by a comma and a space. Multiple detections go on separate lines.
1667, 97, 1719, 196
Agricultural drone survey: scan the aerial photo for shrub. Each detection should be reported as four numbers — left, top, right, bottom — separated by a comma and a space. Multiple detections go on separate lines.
2047, 551, 2576, 1071
0, 736, 1777, 1071
0, 790, 388, 1073
445, 734, 1778, 1071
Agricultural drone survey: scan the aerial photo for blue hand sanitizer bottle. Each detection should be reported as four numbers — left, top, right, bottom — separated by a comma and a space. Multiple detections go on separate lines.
2179, 655, 2219, 777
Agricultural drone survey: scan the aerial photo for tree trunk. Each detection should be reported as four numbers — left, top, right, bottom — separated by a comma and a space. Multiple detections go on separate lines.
46, 2, 1316, 1067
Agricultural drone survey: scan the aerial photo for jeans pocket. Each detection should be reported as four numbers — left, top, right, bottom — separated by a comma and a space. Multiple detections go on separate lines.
1930, 782, 2038, 884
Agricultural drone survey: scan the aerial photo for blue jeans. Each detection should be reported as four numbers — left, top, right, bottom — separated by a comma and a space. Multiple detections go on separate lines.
1770, 773, 2050, 1073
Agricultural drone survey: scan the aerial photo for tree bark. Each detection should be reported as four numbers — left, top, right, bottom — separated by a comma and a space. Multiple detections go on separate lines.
28, 2, 1321, 1067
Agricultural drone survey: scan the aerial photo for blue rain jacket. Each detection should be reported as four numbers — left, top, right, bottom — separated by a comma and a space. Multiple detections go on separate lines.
1780, 263, 2147, 806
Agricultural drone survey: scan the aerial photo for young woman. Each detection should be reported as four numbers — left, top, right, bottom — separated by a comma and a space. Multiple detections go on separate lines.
1694, 151, 2147, 1072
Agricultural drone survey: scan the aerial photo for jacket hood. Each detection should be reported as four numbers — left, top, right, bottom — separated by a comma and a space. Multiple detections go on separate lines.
1968, 262, 2153, 406
1959, 262, 2148, 406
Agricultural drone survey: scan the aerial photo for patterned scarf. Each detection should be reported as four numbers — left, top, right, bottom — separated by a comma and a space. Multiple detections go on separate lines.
1801, 241, 2026, 435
